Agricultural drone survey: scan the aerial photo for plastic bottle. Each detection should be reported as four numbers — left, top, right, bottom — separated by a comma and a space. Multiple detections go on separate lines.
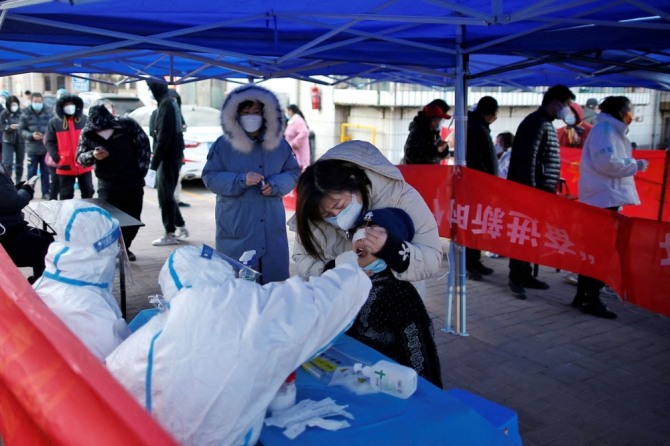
268, 371, 297, 414
353, 360, 417, 399
238, 250, 257, 281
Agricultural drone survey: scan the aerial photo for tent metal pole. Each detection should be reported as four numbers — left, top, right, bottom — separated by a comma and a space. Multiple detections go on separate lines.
452, 25, 469, 336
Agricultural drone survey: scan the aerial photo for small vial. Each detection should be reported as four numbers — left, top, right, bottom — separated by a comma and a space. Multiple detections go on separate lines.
268, 371, 297, 414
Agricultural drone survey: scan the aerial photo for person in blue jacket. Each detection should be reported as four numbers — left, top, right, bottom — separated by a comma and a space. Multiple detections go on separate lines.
202, 84, 300, 284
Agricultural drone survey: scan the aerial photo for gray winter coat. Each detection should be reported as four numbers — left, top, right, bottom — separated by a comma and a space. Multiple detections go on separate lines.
19, 105, 52, 156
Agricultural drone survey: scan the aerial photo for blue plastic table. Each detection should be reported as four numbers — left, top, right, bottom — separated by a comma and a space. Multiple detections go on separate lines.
260, 335, 522, 446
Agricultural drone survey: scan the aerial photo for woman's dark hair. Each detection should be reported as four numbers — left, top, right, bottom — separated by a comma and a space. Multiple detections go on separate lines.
295, 159, 372, 258
237, 100, 264, 114
5, 95, 19, 110
497, 131, 514, 149
598, 96, 631, 122
287, 104, 306, 120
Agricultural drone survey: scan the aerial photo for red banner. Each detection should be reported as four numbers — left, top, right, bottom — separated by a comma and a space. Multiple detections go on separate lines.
0, 248, 178, 446
398, 164, 670, 318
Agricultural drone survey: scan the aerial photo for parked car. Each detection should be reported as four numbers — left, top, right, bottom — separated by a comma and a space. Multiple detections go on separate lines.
128, 104, 222, 181
79, 92, 145, 117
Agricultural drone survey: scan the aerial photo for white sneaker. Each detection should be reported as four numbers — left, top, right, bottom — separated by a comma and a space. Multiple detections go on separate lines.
152, 233, 179, 246
175, 226, 189, 240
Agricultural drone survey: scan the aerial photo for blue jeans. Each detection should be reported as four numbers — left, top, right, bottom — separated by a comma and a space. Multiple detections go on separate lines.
27, 153, 50, 197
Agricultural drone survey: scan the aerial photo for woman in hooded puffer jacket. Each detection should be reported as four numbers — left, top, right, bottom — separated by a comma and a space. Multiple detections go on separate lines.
202, 84, 301, 284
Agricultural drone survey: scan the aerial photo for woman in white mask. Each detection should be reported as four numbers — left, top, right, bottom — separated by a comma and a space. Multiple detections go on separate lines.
202, 84, 301, 284
0, 95, 25, 185
290, 140, 443, 296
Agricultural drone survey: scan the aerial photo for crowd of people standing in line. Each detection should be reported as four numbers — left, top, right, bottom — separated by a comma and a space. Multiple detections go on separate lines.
0, 81, 650, 328
397, 88, 647, 320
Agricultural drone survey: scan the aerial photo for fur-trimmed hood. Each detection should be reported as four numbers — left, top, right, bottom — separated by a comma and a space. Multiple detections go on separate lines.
220, 84, 285, 153
55, 94, 84, 119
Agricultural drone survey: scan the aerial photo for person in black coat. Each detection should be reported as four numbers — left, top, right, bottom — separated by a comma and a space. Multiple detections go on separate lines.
77, 105, 151, 261
0, 161, 54, 281
506, 84, 576, 300
401, 99, 451, 164
146, 81, 188, 246
465, 96, 499, 280
0, 96, 25, 185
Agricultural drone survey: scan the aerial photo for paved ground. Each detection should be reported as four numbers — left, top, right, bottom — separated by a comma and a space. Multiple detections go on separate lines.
20, 181, 670, 446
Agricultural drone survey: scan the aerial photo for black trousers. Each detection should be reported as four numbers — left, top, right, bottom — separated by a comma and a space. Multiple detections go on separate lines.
509, 258, 533, 284
0, 224, 54, 278
465, 247, 481, 268
156, 161, 185, 234
97, 180, 144, 249
60, 172, 95, 199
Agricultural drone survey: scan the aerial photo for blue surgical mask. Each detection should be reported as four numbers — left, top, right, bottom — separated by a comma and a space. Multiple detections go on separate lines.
363, 258, 387, 274
324, 194, 363, 230
32, 102, 43, 112
557, 105, 571, 121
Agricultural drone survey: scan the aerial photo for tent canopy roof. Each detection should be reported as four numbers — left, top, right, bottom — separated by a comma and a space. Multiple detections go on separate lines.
0, 0, 668, 89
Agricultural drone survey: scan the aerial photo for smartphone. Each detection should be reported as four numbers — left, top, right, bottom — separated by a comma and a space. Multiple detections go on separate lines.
26, 175, 40, 186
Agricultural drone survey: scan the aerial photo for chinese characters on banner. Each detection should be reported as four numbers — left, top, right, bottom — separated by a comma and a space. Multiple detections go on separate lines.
398, 163, 670, 318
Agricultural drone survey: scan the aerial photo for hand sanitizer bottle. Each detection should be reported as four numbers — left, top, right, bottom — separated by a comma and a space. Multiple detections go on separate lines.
353, 360, 418, 399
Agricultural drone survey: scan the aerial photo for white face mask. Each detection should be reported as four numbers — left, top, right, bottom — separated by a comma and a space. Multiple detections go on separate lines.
10, 104, 18, 113
494, 144, 503, 155
32, 102, 43, 112
240, 115, 263, 133
564, 113, 576, 126
324, 194, 363, 231
63, 104, 76, 116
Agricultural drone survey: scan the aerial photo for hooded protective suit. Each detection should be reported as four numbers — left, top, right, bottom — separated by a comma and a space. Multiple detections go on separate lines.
33, 200, 129, 361
106, 245, 371, 446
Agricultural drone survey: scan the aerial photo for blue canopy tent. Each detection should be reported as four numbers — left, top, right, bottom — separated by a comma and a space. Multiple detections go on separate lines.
0, 0, 668, 89
1, 0, 668, 333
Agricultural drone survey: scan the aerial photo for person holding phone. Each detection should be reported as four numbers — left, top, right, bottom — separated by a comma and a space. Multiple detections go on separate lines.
0, 162, 53, 282
77, 105, 151, 262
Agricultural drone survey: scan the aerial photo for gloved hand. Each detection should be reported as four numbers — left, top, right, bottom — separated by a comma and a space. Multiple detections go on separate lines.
335, 250, 360, 268
636, 159, 649, 172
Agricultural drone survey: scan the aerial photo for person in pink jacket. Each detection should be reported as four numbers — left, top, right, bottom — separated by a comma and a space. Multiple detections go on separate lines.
284, 104, 311, 168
